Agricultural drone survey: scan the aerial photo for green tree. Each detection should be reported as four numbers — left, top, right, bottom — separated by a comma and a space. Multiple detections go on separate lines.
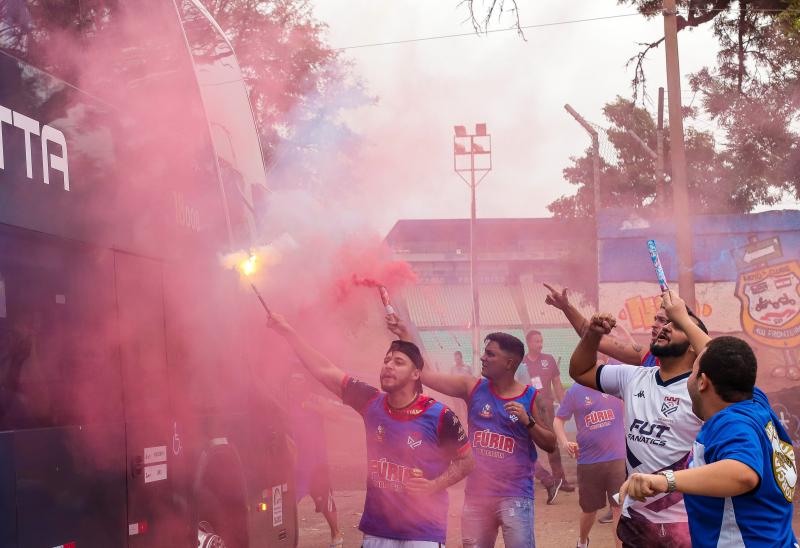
201, 0, 373, 196
620, 0, 800, 206
548, 97, 739, 218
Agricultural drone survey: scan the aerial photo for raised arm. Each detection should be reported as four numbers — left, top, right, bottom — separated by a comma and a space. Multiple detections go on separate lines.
267, 312, 346, 398
386, 314, 477, 400
662, 290, 711, 353
545, 283, 644, 365
570, 313, 616, 390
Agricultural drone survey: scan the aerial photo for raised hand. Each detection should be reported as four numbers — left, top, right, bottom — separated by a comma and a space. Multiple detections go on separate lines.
266, 311, 294, 336
543, 283, 571, 311
588, 313, 616, 335
386, 314, 410, 340
661, 290, 690, 326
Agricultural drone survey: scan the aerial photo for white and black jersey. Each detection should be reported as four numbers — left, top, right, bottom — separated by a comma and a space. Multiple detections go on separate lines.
597, 364, 703, 525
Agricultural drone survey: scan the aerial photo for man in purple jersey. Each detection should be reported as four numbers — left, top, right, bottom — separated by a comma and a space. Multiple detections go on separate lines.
554, 383, 625, 548
521, 329, 575, 500
267, 312, 474, 548
388, 317, 556, 548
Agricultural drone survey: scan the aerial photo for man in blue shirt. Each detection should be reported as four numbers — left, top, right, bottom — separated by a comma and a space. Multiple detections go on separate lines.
621, 327, 798, 547
554, 382, 625, 548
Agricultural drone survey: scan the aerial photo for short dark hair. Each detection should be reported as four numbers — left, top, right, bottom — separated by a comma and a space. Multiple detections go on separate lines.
525, 329, 542, 341
686, 307, 709, 335
698, 336, 756, 402
454, 350, 463, 358
485, 332, 525, 363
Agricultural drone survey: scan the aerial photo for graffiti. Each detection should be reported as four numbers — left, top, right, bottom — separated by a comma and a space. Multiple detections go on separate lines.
736, 261, 800, 348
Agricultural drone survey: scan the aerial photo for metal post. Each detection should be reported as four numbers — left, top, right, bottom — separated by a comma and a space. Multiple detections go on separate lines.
656, 87, 665, 207
565, 104, 601, 307
663, 0, 696, 304
454, 125, 491, 371
469, 137, 480, 369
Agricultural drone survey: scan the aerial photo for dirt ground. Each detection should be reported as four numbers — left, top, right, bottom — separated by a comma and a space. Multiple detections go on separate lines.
297, 484, 800, 548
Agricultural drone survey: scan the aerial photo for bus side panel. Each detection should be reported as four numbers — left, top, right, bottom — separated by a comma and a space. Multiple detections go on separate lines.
14, 425, 127, 547
0, 434, 17, 546
115, 251, 190, 546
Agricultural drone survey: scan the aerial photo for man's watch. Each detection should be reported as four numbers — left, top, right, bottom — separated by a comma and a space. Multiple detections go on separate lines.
526, 414, 537, 429
658, 470, 677, 493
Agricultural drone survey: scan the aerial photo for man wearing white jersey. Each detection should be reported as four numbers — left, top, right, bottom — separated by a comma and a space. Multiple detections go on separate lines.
567, 297, 709, 548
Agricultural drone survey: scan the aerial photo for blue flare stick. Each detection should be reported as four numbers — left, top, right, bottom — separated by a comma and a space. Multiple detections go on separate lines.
647, 240, 670, 292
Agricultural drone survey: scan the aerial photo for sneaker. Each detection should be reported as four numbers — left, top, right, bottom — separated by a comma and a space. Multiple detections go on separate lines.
598, 508, 613, 523
560, 480, 576, 493
576, 540, 589, 548
546, 478, 562, 505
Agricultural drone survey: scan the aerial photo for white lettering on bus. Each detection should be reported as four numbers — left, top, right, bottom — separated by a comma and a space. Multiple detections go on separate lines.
0, 103, 70, 191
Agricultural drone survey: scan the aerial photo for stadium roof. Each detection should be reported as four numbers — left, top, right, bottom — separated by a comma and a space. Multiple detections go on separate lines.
385, 218, 592, 248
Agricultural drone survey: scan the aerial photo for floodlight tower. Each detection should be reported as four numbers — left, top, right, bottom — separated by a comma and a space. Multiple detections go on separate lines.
453, 123, 491, 370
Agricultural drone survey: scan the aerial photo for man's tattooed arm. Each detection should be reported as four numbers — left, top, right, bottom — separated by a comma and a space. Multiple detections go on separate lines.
431, 450, 474, 491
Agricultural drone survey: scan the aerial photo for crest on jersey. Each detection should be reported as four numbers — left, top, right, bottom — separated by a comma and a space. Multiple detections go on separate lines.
540, 360, 549, 369
766, 421, 797, 502
407, 435, 422, 449
736, 261, 800, 348
376, 424, 385, 442
660, 395, 680, 416
479, 404, 493, 418
584, 396, 593, 407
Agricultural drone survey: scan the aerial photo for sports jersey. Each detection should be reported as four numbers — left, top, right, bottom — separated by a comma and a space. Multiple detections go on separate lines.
341, 377, 467, 544
465, 378, 538, 498
641, 351, 660, 368
597, 364, 702, 524
521, 353, 560, 401
556, 383, 625, 465
685, 387, 798, 548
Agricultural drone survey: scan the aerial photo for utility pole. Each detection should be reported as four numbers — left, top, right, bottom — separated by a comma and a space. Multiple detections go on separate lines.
656, 87, 665, 207
564, 104, 601, 306
454, 124, 491, 371
663, 0, 696, 304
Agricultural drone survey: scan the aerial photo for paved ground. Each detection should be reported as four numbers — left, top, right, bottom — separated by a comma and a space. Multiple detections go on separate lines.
297, 484, 800, 547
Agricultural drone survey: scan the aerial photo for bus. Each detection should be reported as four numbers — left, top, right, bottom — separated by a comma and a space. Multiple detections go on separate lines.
0, 0, 297, 546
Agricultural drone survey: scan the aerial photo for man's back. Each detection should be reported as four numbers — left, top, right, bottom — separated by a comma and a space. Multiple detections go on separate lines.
685, 388, 797, 547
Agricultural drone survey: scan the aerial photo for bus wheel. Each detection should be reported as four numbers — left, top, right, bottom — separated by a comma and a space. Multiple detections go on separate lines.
198, 520, 227, 548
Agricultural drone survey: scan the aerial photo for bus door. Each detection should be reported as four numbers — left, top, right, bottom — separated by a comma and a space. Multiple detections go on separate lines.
0, 227, 126, 547
113, 251, 186, 546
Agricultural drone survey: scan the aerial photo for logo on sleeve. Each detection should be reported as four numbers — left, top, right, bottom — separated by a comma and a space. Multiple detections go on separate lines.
766, 421, 797, 502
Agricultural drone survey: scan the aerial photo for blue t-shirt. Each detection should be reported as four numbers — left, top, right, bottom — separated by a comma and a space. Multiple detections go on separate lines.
466, 379, 538, 498
684, 387, 797, 548
556, 383, 625, 464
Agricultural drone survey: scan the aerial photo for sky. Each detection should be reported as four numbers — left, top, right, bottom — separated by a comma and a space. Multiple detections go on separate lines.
310, 0, 723, 234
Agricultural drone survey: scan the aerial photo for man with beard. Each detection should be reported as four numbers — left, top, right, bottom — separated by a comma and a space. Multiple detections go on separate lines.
387, 317, 556, 548
566, 290, 709, 548
621, 293, 797, 547
267, 312, 474, 548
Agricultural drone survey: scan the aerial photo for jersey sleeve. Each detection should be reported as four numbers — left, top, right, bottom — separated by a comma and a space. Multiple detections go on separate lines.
704, 416, 763, 483
437, 407, 469, 456
596, 363, 640, 399
555, 388, 575, 420
341, 376, 380, 415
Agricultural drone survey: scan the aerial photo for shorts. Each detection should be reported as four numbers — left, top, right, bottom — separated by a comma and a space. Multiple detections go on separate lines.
296, 465, 336, 513
576, 459, 626, 513
362, 535, 443, 548
616, 510, 691, 548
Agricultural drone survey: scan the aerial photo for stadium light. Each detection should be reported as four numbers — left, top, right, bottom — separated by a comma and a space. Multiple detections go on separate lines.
452, 123, 492, 372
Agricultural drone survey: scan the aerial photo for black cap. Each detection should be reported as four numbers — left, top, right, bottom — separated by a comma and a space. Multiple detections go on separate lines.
388, 340, 424, 393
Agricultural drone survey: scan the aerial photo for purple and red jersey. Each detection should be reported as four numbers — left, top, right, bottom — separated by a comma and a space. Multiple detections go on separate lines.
556, 383, 625, 465
465, 378, 538, 499
341, 376, 468, 544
